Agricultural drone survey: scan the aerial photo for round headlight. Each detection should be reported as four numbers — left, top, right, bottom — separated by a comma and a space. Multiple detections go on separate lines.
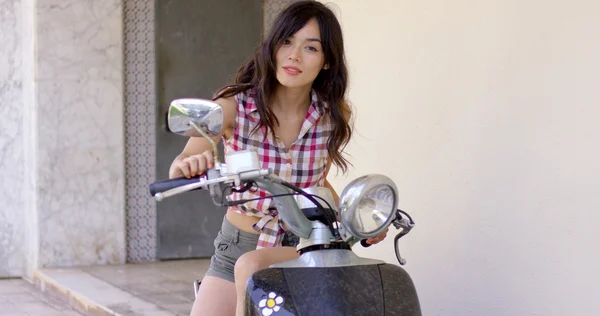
339, 174, 398, 239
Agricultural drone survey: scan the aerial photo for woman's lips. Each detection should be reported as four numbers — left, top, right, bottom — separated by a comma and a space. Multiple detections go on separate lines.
283, 66, 302, 75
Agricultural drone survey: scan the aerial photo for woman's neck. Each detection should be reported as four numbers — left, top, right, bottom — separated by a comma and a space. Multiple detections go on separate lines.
271, 85, 312, 117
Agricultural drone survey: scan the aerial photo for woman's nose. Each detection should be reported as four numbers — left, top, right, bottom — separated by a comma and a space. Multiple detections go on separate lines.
287, 46, 301, 61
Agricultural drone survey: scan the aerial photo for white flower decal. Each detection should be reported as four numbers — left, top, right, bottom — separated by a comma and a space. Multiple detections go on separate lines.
258, 292, 284, 315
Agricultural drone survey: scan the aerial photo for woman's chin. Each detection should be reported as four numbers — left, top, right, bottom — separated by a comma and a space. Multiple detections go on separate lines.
276, 76, 311, 90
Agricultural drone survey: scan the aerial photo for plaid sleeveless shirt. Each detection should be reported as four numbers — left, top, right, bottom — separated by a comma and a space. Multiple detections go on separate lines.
223, 88, 332, 248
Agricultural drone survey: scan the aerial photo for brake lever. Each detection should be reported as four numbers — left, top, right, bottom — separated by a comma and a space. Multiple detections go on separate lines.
392, 209, 415, 265
392, 215, 414, 231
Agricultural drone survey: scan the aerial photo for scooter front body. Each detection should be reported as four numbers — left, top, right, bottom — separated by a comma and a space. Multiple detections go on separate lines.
244, 261, 421, 316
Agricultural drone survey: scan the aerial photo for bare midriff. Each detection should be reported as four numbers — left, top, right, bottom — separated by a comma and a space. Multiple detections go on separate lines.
226, 209, 265, 235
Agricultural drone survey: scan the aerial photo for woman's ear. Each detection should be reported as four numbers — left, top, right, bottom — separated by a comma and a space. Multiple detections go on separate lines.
323, 64, 330, 70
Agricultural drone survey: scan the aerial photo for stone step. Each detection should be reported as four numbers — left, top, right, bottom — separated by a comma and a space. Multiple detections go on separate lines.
0, 278, 84, 316
31, 259, 210, 316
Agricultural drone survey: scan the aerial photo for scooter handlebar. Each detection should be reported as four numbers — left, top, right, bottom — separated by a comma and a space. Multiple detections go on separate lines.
148, 176, 204, 197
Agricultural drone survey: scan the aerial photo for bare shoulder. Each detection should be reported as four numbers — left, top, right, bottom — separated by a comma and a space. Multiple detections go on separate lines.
213, 96, 237, 132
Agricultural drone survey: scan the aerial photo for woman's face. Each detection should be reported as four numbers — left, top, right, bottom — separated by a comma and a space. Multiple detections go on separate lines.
275, 18, 326, 90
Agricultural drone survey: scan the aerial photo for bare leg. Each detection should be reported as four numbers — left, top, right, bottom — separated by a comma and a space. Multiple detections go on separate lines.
234, 247, 299, 316
190, 276, 236, 316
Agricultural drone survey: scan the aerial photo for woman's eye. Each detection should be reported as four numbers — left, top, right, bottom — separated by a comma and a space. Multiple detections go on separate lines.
306, 46, 318, 52
282, 39, 291, 45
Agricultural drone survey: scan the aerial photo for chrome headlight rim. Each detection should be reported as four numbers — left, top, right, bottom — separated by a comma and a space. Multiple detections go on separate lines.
339, 174, 398, 239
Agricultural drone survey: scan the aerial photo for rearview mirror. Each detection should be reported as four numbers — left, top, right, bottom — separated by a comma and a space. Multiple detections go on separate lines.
167, 99, 223, 137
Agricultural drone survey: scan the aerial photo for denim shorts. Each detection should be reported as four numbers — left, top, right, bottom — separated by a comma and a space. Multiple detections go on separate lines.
205, 215, 300, 283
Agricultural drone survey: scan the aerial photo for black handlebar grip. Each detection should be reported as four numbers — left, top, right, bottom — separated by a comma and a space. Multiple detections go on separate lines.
148, 176, 203, 196
360, 239, 372, 248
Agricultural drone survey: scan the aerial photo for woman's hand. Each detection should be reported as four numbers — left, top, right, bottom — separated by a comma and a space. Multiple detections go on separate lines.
169, 150, 215, 179
364, 228, 388, 245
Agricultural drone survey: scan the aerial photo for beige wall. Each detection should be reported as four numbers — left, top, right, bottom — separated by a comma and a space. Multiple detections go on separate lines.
324, 0, 600, 314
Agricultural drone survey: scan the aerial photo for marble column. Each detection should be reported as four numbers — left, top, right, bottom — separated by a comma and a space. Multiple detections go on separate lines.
35, 0, 125, 268
0, 0, 27, 278
0, 0, 125, 277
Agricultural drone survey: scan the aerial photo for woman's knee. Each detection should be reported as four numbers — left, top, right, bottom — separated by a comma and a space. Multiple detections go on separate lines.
234, 250, 266, 281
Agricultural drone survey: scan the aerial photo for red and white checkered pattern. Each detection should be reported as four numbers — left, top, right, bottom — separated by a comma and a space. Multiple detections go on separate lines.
223, 88, 332, 248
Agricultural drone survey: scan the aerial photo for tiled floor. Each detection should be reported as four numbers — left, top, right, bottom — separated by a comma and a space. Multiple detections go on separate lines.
34, 259, 210, 316
0, 278, 84, 316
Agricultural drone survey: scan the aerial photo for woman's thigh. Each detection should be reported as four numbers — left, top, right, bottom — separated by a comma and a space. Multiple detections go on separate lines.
234, 246, 299, 283
190, 276, 236, 316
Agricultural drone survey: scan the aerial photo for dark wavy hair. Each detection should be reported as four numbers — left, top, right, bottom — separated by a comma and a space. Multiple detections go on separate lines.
214, 0, 352, 173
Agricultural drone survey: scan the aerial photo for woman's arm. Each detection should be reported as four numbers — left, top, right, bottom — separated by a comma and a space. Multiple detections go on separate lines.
168, 96, 237, 178
323, 158, 340, 207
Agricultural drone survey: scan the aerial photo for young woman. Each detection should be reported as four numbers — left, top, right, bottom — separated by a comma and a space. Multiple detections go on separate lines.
168, 2, 386, 315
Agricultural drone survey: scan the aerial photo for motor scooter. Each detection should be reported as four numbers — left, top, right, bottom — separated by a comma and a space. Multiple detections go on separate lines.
149, 98, 421, 315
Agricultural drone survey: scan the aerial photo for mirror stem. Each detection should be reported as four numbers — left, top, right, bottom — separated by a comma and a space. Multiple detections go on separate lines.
190, 121, 221, 169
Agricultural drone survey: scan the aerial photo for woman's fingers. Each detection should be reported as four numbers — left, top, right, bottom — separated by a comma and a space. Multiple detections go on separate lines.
170, 150, 216, 179
366, 228, 389, 244
176, 160, 191, 178
202, 150, 214, 169
186, 156, 200, 176
183, 151, 216, 177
